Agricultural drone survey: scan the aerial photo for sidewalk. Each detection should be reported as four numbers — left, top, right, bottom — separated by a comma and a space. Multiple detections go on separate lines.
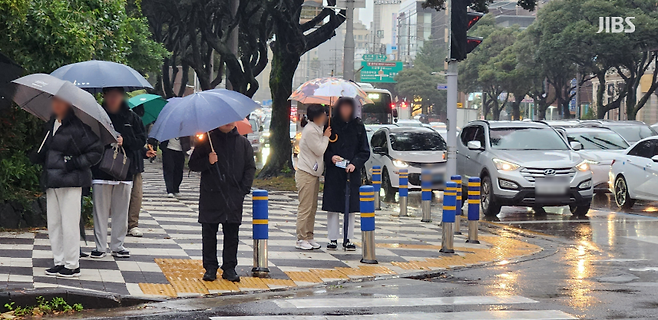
0, 162, 541, 298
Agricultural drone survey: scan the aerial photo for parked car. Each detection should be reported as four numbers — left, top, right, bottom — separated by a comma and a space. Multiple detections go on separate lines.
581, 120, 657, 144
395, 119, 424, 127
365, 126, 447, 198
457, 121, 593, 216
247, 117, 264, 158
610, 137, 658, 209
553, 127, 629, 195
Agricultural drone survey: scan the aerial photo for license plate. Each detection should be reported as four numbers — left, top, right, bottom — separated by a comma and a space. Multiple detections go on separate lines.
535, 179, 568, 195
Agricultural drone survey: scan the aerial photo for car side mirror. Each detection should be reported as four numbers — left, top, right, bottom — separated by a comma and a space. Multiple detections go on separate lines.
467, 140, 483, 150
373, 146, 387, 154
652, 155, 658, 163
570, 141, 583, 151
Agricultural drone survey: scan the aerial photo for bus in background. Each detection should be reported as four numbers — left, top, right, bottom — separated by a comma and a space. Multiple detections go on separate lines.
358, 83, 395, 125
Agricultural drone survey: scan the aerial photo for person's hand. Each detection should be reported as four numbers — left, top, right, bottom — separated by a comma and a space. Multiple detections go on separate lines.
332, 155, 342, 164
146, 150, 157, 158
209, 152, 218, 165
346, 164, 355, 173
117, 135, 123, 146
324, 127, 332, 137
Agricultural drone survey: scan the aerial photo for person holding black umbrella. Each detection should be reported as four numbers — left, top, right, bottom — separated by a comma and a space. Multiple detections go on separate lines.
188, 122, 256, 282
322, 98, 370, 250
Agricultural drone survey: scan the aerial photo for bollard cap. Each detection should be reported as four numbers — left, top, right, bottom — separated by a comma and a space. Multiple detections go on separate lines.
253, 189, 268, 197
468, 177, 481, 183
360, 185, 374, 193
450, 175, 462, 181
373, 165, 381, 169
445, 181, 457, 188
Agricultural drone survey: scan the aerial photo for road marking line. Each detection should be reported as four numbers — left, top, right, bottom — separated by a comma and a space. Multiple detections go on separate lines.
272, 296, 537, 309
210, 310, 576, 319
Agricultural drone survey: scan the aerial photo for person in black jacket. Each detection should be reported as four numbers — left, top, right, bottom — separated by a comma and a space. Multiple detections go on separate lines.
188, 122, 256, 282
322, 98, 370, 250
90, 87, 147, 259
160, 137, 192, 197
31, 97, 103, 277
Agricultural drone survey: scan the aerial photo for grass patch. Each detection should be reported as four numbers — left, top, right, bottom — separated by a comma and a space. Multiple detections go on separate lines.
253, 175, 297, 191
3, 296, 83, 318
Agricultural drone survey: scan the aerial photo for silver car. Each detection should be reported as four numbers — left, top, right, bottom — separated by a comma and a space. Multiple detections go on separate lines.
457, 121, 593, 217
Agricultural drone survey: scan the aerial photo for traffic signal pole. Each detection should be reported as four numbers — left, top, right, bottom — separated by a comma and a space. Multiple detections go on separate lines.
446, 60, 458, 177
446, 0, 458, 177
343, 0, 355, 81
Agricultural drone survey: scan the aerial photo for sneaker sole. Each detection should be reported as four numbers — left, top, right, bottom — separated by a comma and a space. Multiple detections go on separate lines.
112, 253, 130, 258
44, 271, 59, 276
56, 273, 80, 278
90, 254, 106, 259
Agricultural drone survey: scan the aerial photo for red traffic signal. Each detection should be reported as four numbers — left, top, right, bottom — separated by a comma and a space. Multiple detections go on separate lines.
450, 0, 484, 61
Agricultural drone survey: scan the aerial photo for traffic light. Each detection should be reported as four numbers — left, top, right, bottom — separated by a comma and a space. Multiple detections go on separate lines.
450, 0, 484, 61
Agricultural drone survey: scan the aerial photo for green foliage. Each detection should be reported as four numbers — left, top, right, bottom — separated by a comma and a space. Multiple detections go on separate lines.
3, 296, 83, 317
395, 68, 446, 115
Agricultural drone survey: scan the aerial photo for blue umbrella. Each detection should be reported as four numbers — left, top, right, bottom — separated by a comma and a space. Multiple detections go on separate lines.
50, 60, 152, 93
149, 89, 260, 142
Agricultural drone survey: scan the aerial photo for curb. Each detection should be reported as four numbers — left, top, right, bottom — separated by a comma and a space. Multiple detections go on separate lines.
0, 287, 162, 313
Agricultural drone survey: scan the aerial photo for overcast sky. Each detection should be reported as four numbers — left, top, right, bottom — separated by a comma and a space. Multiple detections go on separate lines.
358, 0, 374, 26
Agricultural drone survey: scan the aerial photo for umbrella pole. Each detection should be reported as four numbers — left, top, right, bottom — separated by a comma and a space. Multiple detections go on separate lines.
206, 131, 216, 153
344, 172, 351, 246
205, 131, 236, 212
329, 97, 338, 142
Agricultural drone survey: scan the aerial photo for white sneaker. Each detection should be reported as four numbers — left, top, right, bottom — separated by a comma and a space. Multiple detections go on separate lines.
128, 227, 143, 237
308, 239, 321, 249
174, 193, 181, 197
295, 240, 313, 250
167, 193, 175, 198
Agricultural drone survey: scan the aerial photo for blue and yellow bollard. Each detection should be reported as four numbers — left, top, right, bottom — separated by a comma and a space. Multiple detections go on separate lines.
440, 181, 457, 254
359, 186, 378, 264
466, 177, 481, 244
252, 190, 269, 273
451, 175, 463, 235
399, 169, 409, 216
372, 166, 382, 210
421, 169, 432, 222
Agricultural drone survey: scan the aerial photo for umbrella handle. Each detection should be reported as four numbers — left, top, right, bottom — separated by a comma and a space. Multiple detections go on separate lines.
206, 131, 216, 153
329, 133, 338, 143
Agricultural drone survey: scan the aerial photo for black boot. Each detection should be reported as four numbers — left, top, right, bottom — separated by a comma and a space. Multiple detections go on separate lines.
202, 269, 217, 281
222, 268, 240, 282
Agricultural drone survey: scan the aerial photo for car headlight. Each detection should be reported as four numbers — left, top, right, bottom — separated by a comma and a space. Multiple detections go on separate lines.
493, 158, 520, 171
392, 159, 409, 168
576, 160, 597, 172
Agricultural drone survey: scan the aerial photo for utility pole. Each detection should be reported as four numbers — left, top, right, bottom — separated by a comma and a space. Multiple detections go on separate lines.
226, 0, 239, 90
446, 0, 458, 177
343, 0, 355, 81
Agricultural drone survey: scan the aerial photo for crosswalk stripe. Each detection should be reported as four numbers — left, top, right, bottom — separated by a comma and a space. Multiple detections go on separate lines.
210, 310, 576, 320
273, 296, 537, 309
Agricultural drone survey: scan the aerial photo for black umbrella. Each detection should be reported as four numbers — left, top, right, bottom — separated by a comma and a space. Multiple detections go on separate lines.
344, 172, 351, 246
0, 53, 24, 111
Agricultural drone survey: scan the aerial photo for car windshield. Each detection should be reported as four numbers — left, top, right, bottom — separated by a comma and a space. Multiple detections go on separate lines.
490, 127, 568, 150
609, 126, 656, 143
389, 131, 447, 151
567, 131, 629, 150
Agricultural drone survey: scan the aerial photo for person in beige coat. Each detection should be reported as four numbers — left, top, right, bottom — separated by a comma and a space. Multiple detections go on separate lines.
295, 104, 331, 250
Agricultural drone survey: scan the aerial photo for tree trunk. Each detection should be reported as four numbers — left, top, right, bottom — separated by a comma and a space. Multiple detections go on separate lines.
492, 101, 501, 120
511, 101, 521, 120
596, 73, 607, 119
258, 48, 299, 178
626, 86, 637, 120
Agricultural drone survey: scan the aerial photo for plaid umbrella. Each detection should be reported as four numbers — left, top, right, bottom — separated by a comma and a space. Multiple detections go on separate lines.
289, 77, 373, 106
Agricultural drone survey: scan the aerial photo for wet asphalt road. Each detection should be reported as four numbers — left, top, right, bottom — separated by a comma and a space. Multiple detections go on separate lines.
87, 193, 658, 320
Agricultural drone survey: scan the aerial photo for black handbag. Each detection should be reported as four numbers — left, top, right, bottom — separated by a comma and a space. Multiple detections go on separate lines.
99, 145, 131, 180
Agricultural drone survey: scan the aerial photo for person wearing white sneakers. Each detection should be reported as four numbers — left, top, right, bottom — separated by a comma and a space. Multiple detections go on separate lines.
295, 105, 330, 250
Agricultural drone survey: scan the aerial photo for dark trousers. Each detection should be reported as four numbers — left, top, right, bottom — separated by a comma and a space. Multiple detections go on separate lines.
201, 222, 240, 272
162, 148, 185, 194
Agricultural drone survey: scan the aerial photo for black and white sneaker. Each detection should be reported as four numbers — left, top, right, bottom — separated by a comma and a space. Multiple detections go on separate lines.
327, 240, 338, 250
343, 240, 356, 251
112, 250, 130, 258
90, 250, 106, 259
57, 267, 80, 278
44, 265, 64, 276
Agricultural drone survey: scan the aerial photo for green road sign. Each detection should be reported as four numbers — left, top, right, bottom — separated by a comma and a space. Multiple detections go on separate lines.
362, 54, 387, 62
360, 61, 403, 83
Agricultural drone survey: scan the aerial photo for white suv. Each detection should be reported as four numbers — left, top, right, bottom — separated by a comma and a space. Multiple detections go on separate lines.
457, 121, 593, 216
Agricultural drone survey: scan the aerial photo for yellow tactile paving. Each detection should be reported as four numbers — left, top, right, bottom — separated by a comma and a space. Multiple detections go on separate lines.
284, 271, 323, 283
236, 277, 270, 290
138, 283, 177, 297
170, 279, 210, 294
310, 268, 349, 279
202, 279, 240, 292
357, 265, 397, 275
261, 278, 297, 288
335, 267, 376, 277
